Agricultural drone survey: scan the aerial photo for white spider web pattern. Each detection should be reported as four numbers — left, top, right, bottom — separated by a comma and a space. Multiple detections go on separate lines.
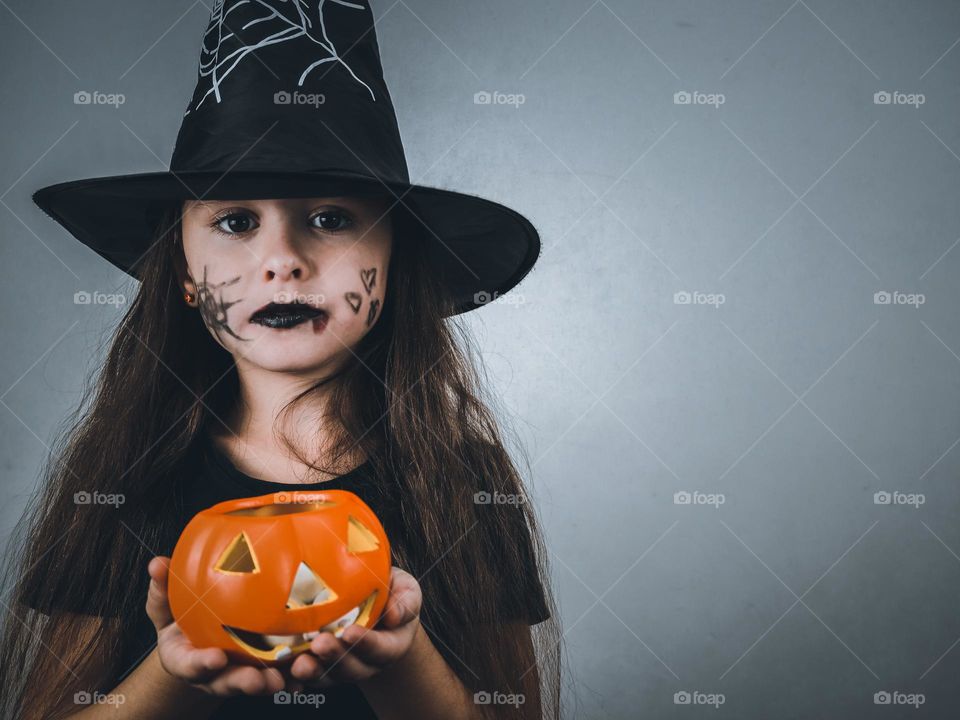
185, 0, 376, 115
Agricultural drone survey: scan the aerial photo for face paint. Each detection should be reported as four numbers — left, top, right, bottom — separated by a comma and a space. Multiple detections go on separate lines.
180, 198, 392, 372
349, 266, 381, 326
344, 291, 362, 314
366, 298, 380, 327
195, 264, 250, 343
360, 267, 376, 295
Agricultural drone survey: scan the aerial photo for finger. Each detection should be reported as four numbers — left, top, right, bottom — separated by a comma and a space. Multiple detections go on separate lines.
146, 556, 174, 630
380, 584, 420, 629
319, 648, 377, 682
290, 652, 325, 682
207, 666, 285, 697
308, 631, 342, 659
289, 653, 336, 688
339, 624, 409, 667
377, 568, 421, 628
158, 623, 229, 681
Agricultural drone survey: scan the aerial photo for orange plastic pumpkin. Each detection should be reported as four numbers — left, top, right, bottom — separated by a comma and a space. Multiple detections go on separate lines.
168, 490, 391, 665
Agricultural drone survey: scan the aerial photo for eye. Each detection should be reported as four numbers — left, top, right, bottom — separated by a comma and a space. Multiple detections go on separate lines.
215, 532, 260, 574
309, 209, 353, 232
210, 210, 259, 236
347, 516, 380, 554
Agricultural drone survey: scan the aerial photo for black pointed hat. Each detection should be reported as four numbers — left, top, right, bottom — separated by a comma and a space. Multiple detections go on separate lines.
31, 0, 539, 316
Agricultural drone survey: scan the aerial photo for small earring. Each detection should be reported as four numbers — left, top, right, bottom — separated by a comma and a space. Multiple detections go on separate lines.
184, 291, 194, 304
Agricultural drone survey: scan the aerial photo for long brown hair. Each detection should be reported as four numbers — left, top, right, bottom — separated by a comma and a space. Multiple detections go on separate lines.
0, 199, 566, 718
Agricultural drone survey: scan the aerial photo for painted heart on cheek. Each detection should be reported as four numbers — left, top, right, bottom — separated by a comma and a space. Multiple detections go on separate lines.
366, 299, 380, 327
361, 268, 376, 295
344, 292, 362, 314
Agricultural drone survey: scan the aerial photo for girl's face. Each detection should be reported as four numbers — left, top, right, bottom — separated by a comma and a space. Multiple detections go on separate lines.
178, 195, 393, 375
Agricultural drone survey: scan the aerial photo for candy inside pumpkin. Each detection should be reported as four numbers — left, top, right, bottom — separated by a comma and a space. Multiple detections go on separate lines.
168, 490, 391, 664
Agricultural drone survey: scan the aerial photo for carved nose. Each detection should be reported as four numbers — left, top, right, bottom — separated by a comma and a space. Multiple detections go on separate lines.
286, 561, 337, 609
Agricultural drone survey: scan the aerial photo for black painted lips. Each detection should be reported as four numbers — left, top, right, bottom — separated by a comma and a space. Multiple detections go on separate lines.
250, 302, 325, 328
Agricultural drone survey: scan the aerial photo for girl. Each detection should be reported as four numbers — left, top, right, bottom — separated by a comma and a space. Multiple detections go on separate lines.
0, 194, 562, 718
1, 1, 563, 717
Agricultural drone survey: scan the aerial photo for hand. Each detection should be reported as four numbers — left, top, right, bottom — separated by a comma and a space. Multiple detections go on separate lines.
287, 566, 422, 688
146, 555, 289, 697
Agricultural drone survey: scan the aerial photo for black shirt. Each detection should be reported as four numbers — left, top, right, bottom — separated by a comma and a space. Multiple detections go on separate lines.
107, 439, 550, 717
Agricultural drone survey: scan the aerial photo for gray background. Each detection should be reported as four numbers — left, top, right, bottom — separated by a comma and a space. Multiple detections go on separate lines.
3, 1, 960, 717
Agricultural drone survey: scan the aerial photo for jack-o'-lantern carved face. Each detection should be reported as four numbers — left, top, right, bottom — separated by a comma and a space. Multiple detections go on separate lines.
168, 490, 391, 665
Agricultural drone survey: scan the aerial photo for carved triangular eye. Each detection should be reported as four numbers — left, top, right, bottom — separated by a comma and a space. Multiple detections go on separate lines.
215, 532, 260, 574
285, 561, 338, 609
347, 516, 380, 553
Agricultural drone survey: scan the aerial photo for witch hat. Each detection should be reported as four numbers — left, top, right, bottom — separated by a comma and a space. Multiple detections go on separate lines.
31, 0, 539, 316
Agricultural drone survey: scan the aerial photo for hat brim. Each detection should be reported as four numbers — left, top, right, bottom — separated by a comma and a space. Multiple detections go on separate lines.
31, 170, 540, 316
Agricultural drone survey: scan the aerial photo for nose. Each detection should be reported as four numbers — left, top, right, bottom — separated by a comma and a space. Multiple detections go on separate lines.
258, 218, 310, 282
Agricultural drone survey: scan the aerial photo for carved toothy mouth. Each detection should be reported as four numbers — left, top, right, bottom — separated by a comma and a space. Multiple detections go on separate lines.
221, 591, 378, 661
